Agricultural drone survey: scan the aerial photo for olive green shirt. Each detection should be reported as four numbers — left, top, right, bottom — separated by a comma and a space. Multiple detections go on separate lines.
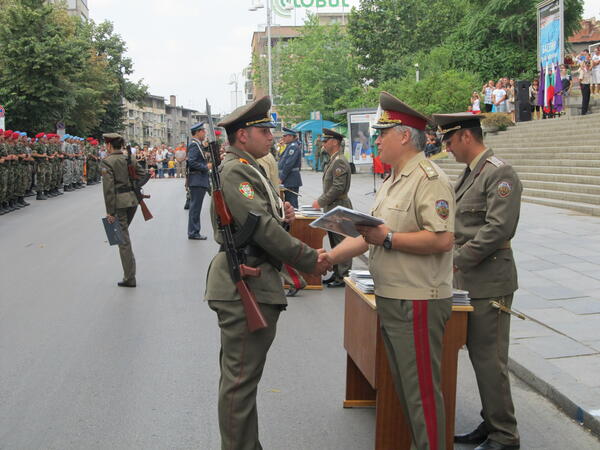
369, 152, 455, 300
318, 150, 352, 212
205, 146, 318, 305
453, 148, 522, 298
101, 151, 145, 216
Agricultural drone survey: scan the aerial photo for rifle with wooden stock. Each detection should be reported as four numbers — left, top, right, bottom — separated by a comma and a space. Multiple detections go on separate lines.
126, 145, 153, 221
206, 100, 267, 332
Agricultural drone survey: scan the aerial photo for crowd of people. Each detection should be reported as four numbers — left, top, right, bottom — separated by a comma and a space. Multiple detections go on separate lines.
469, 46, 600, 121
129, 143, 189, 179
0, 130, 101, 215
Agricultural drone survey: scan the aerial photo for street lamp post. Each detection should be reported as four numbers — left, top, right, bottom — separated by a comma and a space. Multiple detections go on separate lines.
229, 73, 240, 109
249, 0, 273, 102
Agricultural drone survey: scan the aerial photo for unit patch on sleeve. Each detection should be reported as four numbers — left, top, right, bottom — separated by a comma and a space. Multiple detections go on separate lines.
239, 182, 255, 199
435, 199, 450, 220
497, 181, 513, 198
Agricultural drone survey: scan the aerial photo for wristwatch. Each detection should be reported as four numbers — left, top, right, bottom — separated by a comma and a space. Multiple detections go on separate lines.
382, 232, 394, 250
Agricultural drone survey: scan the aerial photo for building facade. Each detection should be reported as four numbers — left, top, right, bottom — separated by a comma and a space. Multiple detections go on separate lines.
46, 0, 89, 20
123, 94, 218, 148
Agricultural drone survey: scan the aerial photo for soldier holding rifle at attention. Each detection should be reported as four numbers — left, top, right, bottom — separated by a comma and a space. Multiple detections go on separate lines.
101, 133, 148, 288
433, 112, 522, 450
324, 92, 455, 450
204, 96, 331, 450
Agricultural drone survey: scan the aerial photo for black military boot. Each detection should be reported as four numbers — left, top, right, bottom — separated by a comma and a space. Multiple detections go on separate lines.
17, 197, 30, 207
63, 185, 71, 192
0, 202, 7, 215
55, 188, 64, 195
8, 199, 18, 211
46, 189, 55, 197
36, 191, 47, 200
25, 189, 35, 197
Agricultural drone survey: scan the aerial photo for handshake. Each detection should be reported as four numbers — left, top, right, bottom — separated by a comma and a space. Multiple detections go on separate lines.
313, 249, 334, 276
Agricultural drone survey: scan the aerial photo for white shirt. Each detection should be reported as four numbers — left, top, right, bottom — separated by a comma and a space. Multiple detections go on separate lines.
492, 88, 506, 105
592, 54, 600, 73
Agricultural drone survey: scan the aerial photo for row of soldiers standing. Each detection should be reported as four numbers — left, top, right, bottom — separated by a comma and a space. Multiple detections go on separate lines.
0, 130, 102, 215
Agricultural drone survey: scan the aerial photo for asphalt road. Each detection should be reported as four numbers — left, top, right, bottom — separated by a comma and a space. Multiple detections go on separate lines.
0, 174, 598, 449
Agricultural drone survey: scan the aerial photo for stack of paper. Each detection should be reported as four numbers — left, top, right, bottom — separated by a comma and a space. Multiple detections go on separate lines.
350, 270, 375, 294
297, 205, 323, 217
452, 289, 471, 306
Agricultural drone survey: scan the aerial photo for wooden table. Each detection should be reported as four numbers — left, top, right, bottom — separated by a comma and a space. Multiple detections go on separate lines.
287, 215, 326, 289
343, 279, 472, 450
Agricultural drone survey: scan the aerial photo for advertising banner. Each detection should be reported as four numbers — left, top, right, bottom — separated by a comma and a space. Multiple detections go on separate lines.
349, 112, 376, 165
538, 0, 564, 67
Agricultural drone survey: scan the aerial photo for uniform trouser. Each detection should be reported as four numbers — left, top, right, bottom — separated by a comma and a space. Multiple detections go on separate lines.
63, 159, 72, 186
328, 231, 351, 280
467, 294, 519, 446
176, 160, 186, 178
283, 187, 299, 209
37, 160, 50, 192
16, 161, 26, 197
116, 207, 137, 283
581, 83, 591, 115
376, 297, 452, 450
208, 300, 282, 450
188, 186, 207, 237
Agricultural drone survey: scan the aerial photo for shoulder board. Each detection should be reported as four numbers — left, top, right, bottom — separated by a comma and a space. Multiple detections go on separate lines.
239, 158, 250, 165
487, 156, 505, 167
419, 160, 438, 179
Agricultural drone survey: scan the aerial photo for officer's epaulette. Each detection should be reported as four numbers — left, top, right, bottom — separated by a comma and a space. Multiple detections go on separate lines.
487, 156, 505, 167
419, 160, 438, 179
238, 158, 250, 165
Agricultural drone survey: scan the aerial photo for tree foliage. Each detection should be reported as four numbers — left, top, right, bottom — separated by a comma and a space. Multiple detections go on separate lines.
0, 0, 146, 136
276, 15, 359, 123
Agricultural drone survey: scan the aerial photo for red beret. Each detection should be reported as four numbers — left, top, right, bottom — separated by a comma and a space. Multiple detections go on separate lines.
35, 133, 45, 139
4, 130, 12, 137
86, 137, 94, 142
11, 132, 20, 139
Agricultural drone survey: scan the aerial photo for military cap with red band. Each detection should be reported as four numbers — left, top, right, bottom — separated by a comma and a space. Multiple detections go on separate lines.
372, 91, 431, 131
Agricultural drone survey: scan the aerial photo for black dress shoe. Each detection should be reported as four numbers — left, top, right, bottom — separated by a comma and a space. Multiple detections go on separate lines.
188, 235, 207, 240
322, 274, 336, 284
286, 286, 298, 297
455, 425, 488, 444
475, 438, 519, 450
327, 279, 345, 288
117, 280, 136, 288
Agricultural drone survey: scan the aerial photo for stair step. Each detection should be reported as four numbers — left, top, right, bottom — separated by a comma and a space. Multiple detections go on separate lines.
522, 196, 600, 216
522, 180, 600, 195
524, 188, 600, 205
517, 172, 600, 185
493, 150, 600, 157
511, 165, 600, 176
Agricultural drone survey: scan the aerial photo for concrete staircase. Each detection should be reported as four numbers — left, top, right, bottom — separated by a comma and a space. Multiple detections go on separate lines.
434, 113, 600, 215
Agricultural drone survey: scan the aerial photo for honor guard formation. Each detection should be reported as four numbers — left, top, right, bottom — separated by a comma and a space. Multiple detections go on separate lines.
0, 130, 101, 215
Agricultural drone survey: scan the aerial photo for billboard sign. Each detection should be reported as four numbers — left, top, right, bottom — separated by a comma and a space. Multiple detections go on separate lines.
537, 0, 564, 67
273, 0, 351, 18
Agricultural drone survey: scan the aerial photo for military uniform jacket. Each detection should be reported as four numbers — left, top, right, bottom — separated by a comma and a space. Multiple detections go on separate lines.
205, 146, 318, 305
101, 151, 146, 216
453, 148, 522, 299
278, 140, 302, 187
187, 138, 210, 188
318, 151, 352, 212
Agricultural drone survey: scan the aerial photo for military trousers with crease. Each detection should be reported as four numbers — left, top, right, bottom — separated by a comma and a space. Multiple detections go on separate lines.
208, 300, 282, 450
376, 296, 451, 450
467, 294, 519, 445
328, 231, 351, 280
188, 186, 207, 237
116, 206, 137, 283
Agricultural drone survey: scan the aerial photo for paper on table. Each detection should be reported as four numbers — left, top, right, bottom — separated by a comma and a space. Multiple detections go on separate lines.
309, 206, 384, 238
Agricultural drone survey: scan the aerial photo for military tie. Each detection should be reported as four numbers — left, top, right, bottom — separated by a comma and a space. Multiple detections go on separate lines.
456, 167, 471, 192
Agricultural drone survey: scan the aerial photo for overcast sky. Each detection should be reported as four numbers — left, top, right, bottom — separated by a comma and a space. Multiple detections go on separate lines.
90, 0, 600, 116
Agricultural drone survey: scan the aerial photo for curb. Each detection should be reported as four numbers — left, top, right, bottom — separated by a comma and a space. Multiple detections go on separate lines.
508, 342, 600, 438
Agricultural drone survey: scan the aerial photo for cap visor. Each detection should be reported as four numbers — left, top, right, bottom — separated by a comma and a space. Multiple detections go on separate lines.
253, 121, 277, 129
372, 123, 397, 130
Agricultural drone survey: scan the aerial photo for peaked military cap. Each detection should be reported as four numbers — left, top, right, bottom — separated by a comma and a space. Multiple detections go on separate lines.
218, 96, 275, 134
321, 128, 344, 141
190, 121, 205, 133
282, 127, 297, 136
103, 132, 123, 140
372, 91, 431, 131
432, 112, 483, 141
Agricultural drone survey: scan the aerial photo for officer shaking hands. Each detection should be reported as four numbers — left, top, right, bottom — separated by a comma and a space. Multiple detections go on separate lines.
312, 128, 353, 287
187, 122, 211, 240
278, 127, 302, 208
204, 96, 331, 450
433, 112, 522, 450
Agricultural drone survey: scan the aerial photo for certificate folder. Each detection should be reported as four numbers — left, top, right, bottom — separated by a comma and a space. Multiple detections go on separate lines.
309, 206, 384, 238
102, 217, 125, 246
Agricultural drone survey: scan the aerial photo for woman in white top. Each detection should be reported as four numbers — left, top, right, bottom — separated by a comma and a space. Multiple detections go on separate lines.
592, 47, 600, 94
471, 91, 481, 113
492, 81, 507, 113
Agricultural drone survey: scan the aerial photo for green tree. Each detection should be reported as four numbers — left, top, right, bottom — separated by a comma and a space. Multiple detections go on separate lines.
348, 0, 467, 85
0, 0, 88, 132
276, 15, 358, 123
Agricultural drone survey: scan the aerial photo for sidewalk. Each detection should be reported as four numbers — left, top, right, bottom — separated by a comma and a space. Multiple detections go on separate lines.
300, 169, 600, 436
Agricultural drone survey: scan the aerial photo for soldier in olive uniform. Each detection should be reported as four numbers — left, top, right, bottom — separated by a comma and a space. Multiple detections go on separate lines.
101, 133, 147, 287
205, 96, 331, 450
14, 133, 30, 207
311, 128, 353, 287
433, 113, 522, 450
0, 131, 8, 214
326, 93, 455, 450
